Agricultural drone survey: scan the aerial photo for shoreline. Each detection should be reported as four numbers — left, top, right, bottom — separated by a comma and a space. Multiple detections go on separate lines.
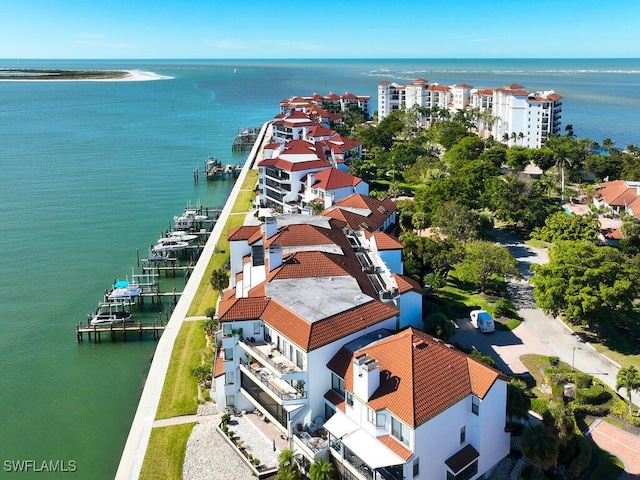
0, 69, 172, 82
114, 120, 270, 480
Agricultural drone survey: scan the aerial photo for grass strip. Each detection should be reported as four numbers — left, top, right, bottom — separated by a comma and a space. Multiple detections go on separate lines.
155, 320, 206, 419
140, 423, 195, 480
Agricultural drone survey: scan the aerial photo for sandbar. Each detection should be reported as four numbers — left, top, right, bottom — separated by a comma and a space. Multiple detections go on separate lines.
0, 68, 172, 82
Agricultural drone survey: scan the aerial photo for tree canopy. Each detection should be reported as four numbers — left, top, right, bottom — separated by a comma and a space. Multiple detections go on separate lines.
456, 241, 520, 292
531, 241, 639, 325
531, 211, 600, 244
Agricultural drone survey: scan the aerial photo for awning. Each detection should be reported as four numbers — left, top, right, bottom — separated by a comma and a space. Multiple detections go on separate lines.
445, 444, 479, 474
283, 403, 304, 413
342, 429, 406, 470
324, 410, 358, 439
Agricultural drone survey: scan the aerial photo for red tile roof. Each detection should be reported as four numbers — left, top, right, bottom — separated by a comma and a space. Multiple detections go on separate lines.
321, 194, 395, 232
336, 328, 506, 427
308, 168, 362, 190
378, 435, 414, 461
371, 231, 404, 250
393, 274, 423, 294
324, 389, 346, 412
218, 297, 270, 322
228, 225, 261, 242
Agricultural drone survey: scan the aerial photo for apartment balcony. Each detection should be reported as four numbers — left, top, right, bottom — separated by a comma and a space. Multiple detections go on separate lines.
238, 338, 303, 376
239, 358, 306, 402
264, 167, 290, 181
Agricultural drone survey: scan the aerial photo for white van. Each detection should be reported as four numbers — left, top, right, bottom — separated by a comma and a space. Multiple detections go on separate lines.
470, 309, 495, 333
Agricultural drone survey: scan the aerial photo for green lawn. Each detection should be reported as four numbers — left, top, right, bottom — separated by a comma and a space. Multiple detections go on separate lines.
428, 269, 516, 322
570, 310, 640, 370
155, 320, 207, 419
590, 444, 625, 480
140, 423, 195, 480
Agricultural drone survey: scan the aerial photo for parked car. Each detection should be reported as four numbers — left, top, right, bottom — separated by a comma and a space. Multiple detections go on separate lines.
470, 309, 495, 333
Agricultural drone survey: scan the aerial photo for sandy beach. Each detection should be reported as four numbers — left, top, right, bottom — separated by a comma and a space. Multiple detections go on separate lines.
0, 69, 172, 82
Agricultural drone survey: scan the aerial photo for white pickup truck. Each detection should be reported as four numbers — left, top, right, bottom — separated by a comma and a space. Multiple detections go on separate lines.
470, 309, 495, 333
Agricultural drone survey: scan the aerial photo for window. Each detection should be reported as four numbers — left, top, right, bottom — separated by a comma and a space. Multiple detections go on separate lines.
447, 460, 478, 480
224, 349, 233, 361
391, 416, 409, 446
223, 324, 233, 337
346, 392, 354, 407
471, 396, 479, 415
413, 458, 419, 477
460, 426, 466, 444
253, 322, 261, 335
332, 373, 345, 396
225, 372, 234, 384
226, 395, 235, 407
368, 408, 384, 427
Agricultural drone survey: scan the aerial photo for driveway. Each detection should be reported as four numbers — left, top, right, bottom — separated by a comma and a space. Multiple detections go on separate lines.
453, 229, 637, 407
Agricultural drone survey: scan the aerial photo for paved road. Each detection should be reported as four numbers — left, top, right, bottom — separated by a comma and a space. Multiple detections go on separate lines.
453, 229, 638, 408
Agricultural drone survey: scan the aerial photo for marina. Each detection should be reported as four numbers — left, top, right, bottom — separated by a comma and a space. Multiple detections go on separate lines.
193, 156, 243, 181
77, 201, 224, 339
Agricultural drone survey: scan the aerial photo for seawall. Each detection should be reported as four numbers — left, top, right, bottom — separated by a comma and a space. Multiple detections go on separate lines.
115, 120, 271, 480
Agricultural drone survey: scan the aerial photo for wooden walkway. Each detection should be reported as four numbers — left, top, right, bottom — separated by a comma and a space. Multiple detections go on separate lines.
76, 321, 166, 343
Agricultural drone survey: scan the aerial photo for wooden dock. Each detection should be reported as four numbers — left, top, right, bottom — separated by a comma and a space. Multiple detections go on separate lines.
76, 321, 166, 343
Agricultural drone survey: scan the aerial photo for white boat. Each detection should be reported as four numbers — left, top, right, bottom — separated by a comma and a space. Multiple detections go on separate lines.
88, 302, 132, 326
151, 240, 189, 253
157, 231, 197, 244
108, 280, 143, 300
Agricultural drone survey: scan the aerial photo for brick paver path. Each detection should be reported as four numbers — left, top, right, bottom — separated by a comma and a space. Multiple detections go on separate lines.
588, 419, 640, 478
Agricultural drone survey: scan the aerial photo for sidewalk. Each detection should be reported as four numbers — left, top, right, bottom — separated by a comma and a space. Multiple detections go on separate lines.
587, 419, 640, 478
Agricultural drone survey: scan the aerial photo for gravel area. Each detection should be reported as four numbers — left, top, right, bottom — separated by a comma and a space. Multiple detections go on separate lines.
486, 456, 515, 480
182, 403, 256, 480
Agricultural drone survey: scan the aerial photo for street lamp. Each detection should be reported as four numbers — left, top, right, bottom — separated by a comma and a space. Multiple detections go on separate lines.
572, 346, 582, 372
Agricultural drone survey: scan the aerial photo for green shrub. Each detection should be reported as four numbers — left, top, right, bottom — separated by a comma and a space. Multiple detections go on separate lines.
530, 398, 550, 415
574, 372, 593, 389
558, 436, 578, 465
572, 403, 610, 416
575, 383, 612, 405
551, 384, 565, 400
549, 356, 560, 367
568, 433, 592, 477
493, 298, 517, 318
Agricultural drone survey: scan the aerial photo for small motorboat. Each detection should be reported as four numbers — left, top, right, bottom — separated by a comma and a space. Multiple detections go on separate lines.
88, 302, 133, 326
108, 280, 143, 300
151, 240, 189, 253
157, 231, 197, 244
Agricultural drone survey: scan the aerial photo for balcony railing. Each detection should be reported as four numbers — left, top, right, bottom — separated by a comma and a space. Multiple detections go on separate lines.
239, 338, 303, 375
240, 358, 306, 401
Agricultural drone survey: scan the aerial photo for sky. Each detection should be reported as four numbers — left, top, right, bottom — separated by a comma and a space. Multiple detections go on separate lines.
1, 0, 639, 59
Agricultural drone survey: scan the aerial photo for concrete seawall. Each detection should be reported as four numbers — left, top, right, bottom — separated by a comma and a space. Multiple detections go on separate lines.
115, 120, 271, 480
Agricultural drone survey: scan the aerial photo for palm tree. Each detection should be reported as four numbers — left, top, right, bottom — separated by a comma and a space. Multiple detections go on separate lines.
278, 448, 301, 470
399, 230, 423, 260
602, 137, 614, 154
210, 268, 230, 295
543, 403, 575, 446
517, 132, 525, 146
309, 458, 336, 480
616, 366, 640, 415
521, 423, 558, 472
502, 133, 509, 144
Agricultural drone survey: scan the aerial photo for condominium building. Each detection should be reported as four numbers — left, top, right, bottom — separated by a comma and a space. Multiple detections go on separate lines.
213, 213, 510, 480
378, 78, 562, 148
280, 92, 371, 119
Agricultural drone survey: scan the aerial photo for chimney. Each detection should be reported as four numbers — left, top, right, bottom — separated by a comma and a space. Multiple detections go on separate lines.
324, 191, 334, 209
307, 172, 315, 188
264, 216, 277, 240
267, 244, 282, 272
353, 354, 380, 401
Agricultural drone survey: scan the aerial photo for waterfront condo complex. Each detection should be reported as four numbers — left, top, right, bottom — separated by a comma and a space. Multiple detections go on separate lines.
209, 91, 511, 480
378, 78, 563, 148
214, 213, 511, 480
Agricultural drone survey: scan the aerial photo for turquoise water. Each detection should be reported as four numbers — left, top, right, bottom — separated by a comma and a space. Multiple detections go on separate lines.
0, 59, 639, 479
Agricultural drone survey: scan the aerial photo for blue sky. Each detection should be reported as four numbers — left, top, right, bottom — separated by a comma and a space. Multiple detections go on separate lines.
2, 0, 639, 59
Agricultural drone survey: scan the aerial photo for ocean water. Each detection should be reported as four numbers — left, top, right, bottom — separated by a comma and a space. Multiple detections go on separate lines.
0, 58, 639, 479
